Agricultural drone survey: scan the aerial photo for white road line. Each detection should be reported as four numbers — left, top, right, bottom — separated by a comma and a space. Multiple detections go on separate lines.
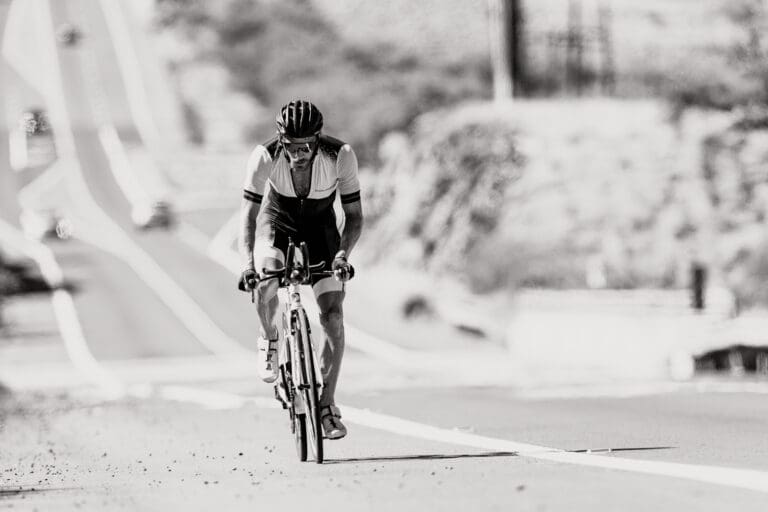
8, 127, 27, 170
15, 159, 64, 208
208, 211, 238, 252
71, 222, 251, 356
0, 219, 124, 396
97, 123, 149, 206
97, 0, 159, 146
161, 385, 768, 494
174, 221, 213, 255
32, 0, 250, 358
208, 210, 240, 261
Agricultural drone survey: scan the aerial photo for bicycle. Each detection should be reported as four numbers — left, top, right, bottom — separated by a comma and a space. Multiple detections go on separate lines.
250, 239, 353, 463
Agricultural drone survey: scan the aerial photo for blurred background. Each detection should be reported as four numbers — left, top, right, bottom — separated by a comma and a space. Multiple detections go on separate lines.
4, 0, 765, 379
1, 0, 768, 508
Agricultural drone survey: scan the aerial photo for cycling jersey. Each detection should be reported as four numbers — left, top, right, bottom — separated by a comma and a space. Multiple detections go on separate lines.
243, 135, 361, 234
242, 135, 361, 293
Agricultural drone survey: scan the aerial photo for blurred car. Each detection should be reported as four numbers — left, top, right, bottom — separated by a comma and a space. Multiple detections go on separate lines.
56, 23, 82, 47
10, 108, 57, 171
132, 201, 175, 230
19, 209, 72, 241
20, 109, 51, 137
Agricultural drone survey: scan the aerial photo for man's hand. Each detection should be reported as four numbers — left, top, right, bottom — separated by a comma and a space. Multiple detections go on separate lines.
331, 251, 354, 282
240, 268, 259, 291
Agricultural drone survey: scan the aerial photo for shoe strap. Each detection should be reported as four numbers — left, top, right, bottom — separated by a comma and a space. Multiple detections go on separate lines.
321, 405, 341, 419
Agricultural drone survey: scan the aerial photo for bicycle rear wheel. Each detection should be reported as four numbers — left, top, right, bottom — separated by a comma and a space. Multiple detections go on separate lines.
295, 310, 323, 464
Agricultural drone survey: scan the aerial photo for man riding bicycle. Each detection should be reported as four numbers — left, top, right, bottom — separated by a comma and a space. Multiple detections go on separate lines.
238, 100, 363, 440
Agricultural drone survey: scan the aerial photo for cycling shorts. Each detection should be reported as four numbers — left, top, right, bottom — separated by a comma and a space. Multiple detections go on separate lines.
254, 216, 343, 297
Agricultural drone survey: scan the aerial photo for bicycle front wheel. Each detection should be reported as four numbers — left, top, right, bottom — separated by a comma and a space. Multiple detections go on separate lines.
295, 310, 323, 464
294, 412, 307, 461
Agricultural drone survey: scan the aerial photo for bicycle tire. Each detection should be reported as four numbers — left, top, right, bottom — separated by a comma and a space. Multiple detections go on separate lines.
281, 360, 307, 462
295, 310, 323, 464
294, 412, 308, 461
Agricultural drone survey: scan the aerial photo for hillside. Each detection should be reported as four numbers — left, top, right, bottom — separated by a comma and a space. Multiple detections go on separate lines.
153, 0, 762, 158
362, 99, 733, 292
142, 0, 768, 304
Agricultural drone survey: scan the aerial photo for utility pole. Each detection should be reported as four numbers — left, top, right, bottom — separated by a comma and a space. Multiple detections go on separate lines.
597, 0, 616, 95
488, 0, 525, 101
565, 0, 584, 95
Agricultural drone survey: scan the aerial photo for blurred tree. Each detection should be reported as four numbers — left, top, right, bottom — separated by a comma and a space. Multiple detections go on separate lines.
487, 0, 525, 100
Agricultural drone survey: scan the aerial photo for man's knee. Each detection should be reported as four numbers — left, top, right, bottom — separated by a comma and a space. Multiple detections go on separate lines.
255, 279, 278, 306
320, 306, 343, 326
254, 256, 282, 307
318, 292, 344, 331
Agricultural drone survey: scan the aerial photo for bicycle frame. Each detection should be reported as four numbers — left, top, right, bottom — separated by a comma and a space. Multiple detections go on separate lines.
257, 239, 332, 463
282, 283, 324, 414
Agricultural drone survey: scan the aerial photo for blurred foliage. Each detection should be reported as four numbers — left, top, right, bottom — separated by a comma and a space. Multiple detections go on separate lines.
701, 107, 768, 308
365, 101, 714, 293
154, 0, 491, 161
668, 0, 768, 113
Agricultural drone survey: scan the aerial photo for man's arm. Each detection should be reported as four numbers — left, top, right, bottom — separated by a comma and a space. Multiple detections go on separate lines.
336, 144, 363, 259
338, 199, 363, 258
239, 145, 270, 271
238, 197, 260, 270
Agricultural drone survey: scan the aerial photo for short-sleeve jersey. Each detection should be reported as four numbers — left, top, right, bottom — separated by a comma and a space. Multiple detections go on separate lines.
243, 135, 360, 234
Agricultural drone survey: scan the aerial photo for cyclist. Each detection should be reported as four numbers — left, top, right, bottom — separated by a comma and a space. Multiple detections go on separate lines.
238, 100, 363, 440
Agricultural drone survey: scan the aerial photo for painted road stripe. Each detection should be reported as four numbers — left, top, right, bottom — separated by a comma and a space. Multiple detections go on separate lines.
70, 221, 250, 356
97, 0, 159, 145
97, 123, 149, 206
0, 219, 124, 396
16, 159, 64, 208
160, 384, 768, 494
26, 0, 251, 358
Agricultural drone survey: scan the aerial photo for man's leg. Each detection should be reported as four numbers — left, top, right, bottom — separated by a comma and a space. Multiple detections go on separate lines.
252, 227, 285, 382
314, 286, 345, 408
255, 256, 282, 339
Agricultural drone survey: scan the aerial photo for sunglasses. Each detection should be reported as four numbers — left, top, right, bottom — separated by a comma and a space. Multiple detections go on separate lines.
281, 136, 318, 151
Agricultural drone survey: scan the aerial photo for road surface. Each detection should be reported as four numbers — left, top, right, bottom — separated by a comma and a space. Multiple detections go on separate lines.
1, 1, 768, 511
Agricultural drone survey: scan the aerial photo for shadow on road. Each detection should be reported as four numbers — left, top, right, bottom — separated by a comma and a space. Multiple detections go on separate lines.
0, 486, 75, 500
327, 446, 674, 464
326, 451, 519, 464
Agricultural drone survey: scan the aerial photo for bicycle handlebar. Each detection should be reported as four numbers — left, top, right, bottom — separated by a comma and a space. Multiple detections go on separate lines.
245, 239, 354, 302
259, 262, 331, 286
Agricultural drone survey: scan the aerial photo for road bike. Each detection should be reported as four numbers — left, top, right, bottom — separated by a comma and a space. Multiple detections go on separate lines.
252, 240, 346, 463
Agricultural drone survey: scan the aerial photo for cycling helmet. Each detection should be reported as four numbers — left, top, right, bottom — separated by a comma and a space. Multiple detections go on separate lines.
276, 100, 323, 138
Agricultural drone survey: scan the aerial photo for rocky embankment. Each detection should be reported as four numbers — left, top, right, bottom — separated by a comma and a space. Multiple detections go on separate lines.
363, 100, 768, 307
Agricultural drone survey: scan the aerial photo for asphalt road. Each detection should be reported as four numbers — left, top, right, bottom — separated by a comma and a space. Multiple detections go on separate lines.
1, 1, 768, 511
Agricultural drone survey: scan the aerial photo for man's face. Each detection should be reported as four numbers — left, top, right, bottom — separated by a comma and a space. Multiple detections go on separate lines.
281, 135, 318, 169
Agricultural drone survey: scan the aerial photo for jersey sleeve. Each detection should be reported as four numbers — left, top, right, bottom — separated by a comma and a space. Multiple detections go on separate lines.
337, 145, 361, 204
243, 145, 271, 203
